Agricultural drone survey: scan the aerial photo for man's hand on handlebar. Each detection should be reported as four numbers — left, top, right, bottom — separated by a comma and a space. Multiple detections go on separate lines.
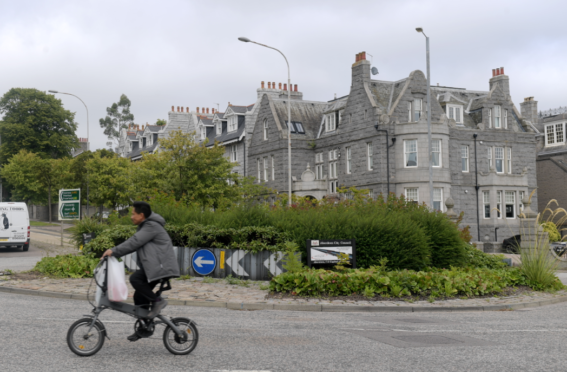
100, 249, 113, 260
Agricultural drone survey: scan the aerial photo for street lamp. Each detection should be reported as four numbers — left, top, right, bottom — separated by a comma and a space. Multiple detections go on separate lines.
415, 28, 434, 211
49, 90, 91, 217
238, 36, 293, 207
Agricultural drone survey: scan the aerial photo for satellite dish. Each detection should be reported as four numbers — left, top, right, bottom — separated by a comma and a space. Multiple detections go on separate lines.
371, 67, 379, 75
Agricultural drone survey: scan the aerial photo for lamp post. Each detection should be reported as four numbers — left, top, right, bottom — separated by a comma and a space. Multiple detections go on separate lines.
238, 37, 292, 207
49, 90, 90, 217
415, 28, 434, 211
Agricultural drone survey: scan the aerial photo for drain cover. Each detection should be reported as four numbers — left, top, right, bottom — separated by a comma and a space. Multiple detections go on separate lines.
392, 335, 463, 345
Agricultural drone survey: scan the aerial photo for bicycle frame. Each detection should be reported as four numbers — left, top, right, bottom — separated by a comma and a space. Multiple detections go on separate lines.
85, 258, 187, 339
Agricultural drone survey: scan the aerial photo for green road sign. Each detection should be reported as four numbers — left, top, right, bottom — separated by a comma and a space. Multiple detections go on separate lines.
60, 202, 80, 219
60, 189, 80, 201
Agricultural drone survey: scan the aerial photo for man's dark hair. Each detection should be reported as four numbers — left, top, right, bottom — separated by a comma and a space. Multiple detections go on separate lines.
133, 201, 152, 219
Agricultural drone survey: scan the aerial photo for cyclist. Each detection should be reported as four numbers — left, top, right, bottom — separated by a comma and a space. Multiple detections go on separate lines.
100, 201, 179, 341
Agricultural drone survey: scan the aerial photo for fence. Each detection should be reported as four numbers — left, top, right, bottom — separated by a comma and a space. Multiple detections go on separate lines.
123, 247, 291, 281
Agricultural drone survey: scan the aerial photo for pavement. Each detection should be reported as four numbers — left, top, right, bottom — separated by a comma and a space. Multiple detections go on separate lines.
3, 290, 567, 371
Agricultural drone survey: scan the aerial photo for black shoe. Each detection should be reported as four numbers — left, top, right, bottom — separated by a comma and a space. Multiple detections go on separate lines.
127, 333, 141, 342
147, 299, 168, 318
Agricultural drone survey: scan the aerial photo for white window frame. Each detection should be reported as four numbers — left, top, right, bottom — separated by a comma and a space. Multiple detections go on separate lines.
494, 105, 501, 128
487, 147, 492, 172
505, 191, 515, 219
263, 118, 268, 140
346, 147, 351, 174
432, 139, 441, 167
504, 109, 508, 129
263, 157, 268, 182
230, 144, 237, 162
228, 115, 238, 132
488, 108, 492, 128
483, 191, 491, 219
329, 180, 338, 194
271, 156, 275, 181
200, 126, 206, 140
367, 143, 373, 170
325, 113, 336, 132
461, 145, 469, 172
216, 121, 222, 135
409, 99, 422, 122
545, 123, 565, 146
519, 191, 525, 213
495, 147, 504, 174
506, 147, 512, 174
447, 105, 463, 124
315, 152, 324, 180
329, 161, 338, 179
257, 159, 261, 183
433, 188, 443, 211
497, 191, 502, 219
404, 140, 418, 168
405, 188, 418, 203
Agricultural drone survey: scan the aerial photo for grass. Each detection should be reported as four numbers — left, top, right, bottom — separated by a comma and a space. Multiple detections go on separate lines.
30, 221, 60, 227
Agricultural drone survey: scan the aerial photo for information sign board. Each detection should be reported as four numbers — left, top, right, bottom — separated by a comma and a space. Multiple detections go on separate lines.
59, 188, 81, 221
191, 249, 217, 276
306, 239, 356, 268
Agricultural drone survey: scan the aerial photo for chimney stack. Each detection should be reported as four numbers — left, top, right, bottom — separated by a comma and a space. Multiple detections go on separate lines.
489, 66, 510, 99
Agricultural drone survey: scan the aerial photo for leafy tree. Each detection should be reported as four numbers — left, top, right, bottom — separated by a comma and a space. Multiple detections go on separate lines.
0, 88, 78, 163
155, 119, 167, 126
151, 130, 239, 208
99, 94, 134, 145
34, 157, 71, 222
85, 153, 131, 210
69, 149, 117, 205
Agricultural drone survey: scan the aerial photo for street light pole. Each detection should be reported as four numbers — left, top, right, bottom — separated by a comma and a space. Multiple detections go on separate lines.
238, 37, 292, 207
416, 28, 434, 211
48, 90, 90, 217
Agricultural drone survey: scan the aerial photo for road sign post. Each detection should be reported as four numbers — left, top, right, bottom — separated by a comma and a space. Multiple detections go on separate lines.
59, 189, 81, 246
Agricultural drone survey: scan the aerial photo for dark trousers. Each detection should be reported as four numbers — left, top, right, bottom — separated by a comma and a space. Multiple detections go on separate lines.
129, 269, 160, 309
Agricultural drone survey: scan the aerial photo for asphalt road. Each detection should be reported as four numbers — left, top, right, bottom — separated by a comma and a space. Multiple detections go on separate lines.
2, 291, 567, 372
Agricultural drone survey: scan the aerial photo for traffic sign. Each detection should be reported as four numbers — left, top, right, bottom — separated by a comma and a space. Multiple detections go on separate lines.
59, 188, 81, 220
191, 249, 217, 276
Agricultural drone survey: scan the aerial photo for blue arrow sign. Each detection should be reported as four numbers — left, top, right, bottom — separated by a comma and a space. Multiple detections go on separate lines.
192, 249, 217, 276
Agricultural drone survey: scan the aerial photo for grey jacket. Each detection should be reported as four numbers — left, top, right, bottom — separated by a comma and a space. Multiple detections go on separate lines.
111, 213, 180, 282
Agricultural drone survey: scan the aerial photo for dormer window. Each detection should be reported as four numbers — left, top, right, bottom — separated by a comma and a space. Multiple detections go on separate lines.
446, 105, 463, 125
228, 115, 238, 132
408, 99, 422, 122
325, 113, 336, 132
216, 121, 222, 135
494, 106, 502, 128
200, 126, 206, 140
142, 137, 146, 148
545, 123, 565, 146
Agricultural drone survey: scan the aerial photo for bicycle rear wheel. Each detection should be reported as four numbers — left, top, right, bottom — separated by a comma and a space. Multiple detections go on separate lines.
67, 318, 105, 357
163, 317, 199, 355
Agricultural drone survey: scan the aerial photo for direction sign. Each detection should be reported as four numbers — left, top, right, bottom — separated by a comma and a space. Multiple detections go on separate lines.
191, 249, 217, 276
59, 188, 81, 220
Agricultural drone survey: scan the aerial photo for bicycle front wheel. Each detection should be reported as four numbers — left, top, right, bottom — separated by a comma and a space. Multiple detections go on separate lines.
67, 318, 105, 357
163, 317, 199, 355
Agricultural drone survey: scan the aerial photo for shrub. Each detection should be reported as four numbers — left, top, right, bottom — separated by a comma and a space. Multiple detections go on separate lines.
462, 243, 508, 269
68, 217, 109, 248
269, 266, 531, 297
34, 254, 99, 278
541, 222, 561, 242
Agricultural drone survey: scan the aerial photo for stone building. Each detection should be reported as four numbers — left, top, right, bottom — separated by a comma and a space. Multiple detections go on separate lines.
247, 53, 538, 242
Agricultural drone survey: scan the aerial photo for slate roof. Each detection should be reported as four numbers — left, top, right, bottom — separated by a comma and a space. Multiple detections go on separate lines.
127, 133, 137, 140
271, 98, 327, 139
146, 125, 162, 133
127, 142, 159, 159
229, 105, 254, 114
205, 122, 245, 147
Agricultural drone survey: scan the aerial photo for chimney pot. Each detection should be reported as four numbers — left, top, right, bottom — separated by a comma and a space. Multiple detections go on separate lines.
181, 107, 184, 112
284, 83, 287, 90
500, 67, 504, 75
261, 81, 265, 89
186, 107, 189, 112
294, 84, 298, 92
361, 51, 366, 60
177, 106, 179, 112
197, 107, 200, 113
492, 69, 496, 77
171, 105, 174, 111
268, 82, 271, 89
279, 82, 282, 89
272, 82, 275, 90
206, 108, 209, 114
355, 53, 359, 62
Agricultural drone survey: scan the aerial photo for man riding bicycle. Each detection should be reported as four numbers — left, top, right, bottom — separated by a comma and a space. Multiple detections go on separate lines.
101, 201, 179, 341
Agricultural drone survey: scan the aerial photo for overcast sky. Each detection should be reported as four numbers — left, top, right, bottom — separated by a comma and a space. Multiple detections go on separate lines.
1, 0, 566, 151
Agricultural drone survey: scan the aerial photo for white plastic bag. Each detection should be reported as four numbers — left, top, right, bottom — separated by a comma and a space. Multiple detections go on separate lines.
94, 263, 106, 306
107, 256, 129, 302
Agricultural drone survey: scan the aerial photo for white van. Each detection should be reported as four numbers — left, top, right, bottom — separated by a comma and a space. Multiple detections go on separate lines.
0, 203, 30, 251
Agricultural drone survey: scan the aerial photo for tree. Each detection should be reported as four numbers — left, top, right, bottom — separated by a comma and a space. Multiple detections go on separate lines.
0, 88, 78, 163
99, 94, 134, 145
151, 130, 239, 208
69, 149, 117, 205
86, 153, 131, 210
0, 150, 70, 222
155, 119, 167, 126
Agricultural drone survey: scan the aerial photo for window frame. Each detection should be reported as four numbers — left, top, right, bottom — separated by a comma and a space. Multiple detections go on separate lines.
230, 144, 237, 162
257, 159, 261, 183
497, 191, 502, 219
216, 121, 222, 135
200, 126, 206, 140
505, 191, 515, 219
271, 155, 275, 181
432, 139, 441, 167
405, 188, 419, 203
495, 147, 504, 174
346, 147, 351, 174
404, 139, 418, 168
506, 147, 512, 174
488, 147, 492, 172
488, 108, 492, 128
461, 145, 469, 173
367, 143, 373, 171
504, 109, 508, 129
228, 115, 238, 132
263, 157, 268, 182
447, 104, 464, 124
263, 118, 268, 140
325, 113, 336, 132
494, 105, 501, 128
545, 123, 566, 146
483, 191, 491, 219
433, 188, 443, 211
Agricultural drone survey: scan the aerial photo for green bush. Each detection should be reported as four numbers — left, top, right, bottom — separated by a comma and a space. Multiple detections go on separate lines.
269, 265, 531, 297
34, 254, 99, 278
541, 222, 561, 242
462, 243, 508, 269
68, 217, 109, 248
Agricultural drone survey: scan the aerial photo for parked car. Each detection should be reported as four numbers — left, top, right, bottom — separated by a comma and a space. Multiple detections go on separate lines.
0, 202, 30, 251
503, 235, 521, 254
